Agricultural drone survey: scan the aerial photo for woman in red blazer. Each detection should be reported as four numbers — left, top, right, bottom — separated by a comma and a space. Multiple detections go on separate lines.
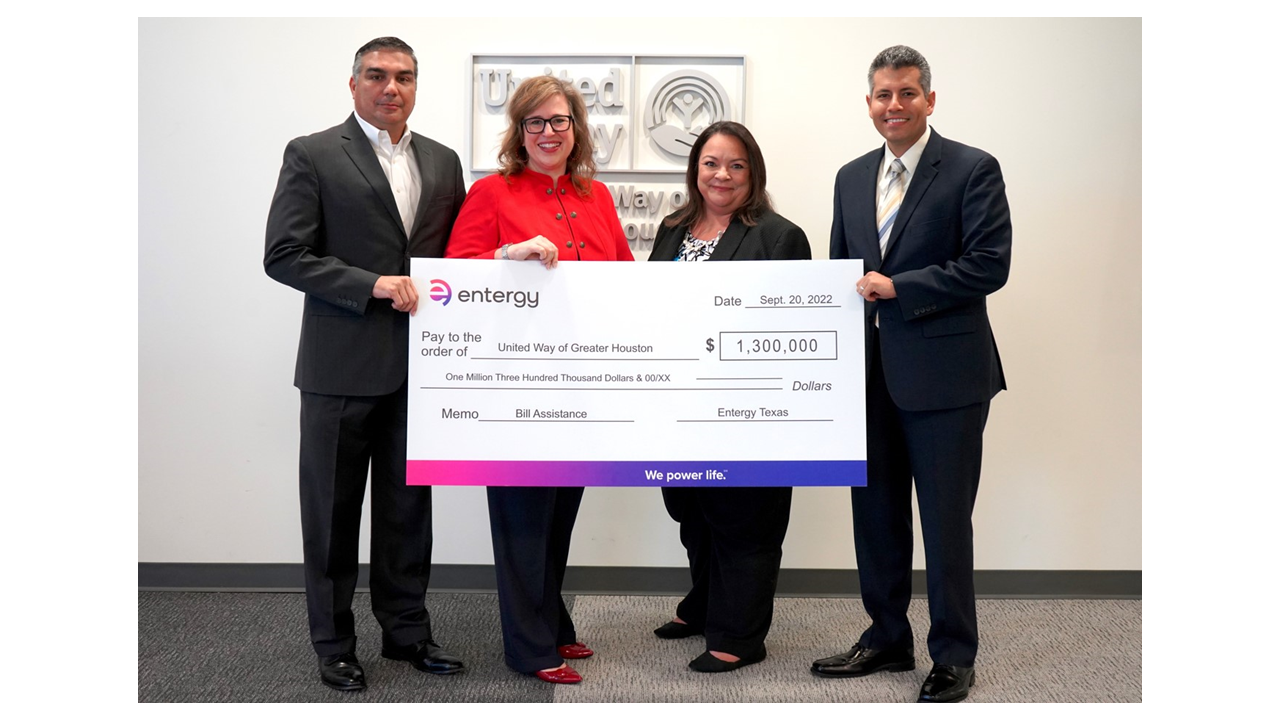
446, 75, 633, 685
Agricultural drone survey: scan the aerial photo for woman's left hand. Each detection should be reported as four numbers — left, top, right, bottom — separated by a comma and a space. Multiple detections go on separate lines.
500, 235, 559, 269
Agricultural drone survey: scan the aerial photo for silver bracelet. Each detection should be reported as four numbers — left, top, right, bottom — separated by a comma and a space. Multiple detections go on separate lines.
501, 243, 512, 260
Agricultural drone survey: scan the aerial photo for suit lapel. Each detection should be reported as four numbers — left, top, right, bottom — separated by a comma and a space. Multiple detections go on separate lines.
709, 219, 747, 261
854, 152, 882, 271
340, 114, 406, 239
882, 131, 941, 260
408, 133, 436, 238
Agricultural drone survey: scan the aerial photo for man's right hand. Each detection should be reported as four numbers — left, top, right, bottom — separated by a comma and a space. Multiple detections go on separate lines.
373, 275, 419, 315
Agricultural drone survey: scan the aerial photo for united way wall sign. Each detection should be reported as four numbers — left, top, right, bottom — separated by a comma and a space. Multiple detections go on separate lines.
469, 55, 746, 254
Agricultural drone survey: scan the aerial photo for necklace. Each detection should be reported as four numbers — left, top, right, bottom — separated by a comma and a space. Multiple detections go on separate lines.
691, 225, 727, 242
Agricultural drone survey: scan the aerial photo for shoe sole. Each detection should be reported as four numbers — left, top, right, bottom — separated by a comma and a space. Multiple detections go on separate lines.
381, 651, 466, 675
654, 626, 703, 639
920, 692, 969, 703
320, 679, 366, 691
811, 660, 916, 678
689, 649, 767, 673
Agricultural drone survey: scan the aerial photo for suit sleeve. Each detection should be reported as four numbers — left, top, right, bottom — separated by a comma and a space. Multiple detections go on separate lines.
448, 155, 466, 237
769, 221, 811, 260
445, 178, 501, 259
649, 221, 676, 262
829, 173, 850, 260
263, 138, 379, 314
891, 155, 1011, 320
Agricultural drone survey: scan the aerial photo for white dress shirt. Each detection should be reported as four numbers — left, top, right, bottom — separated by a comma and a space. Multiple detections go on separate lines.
354, 113, 422, 237
875, 125, 932, 247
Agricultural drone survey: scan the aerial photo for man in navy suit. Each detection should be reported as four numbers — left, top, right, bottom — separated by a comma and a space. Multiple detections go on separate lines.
811, 46, 1011, 703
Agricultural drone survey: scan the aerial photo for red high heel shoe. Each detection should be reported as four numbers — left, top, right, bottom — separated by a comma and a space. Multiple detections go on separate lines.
534, 665, 582, 684
557, 642, 594, 659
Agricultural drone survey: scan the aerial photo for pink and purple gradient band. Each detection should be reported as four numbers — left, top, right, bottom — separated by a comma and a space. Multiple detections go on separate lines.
406, 460, 865, 487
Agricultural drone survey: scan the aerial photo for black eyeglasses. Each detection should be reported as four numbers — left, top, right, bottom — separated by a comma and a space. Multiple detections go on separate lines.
521, 115, 574, 134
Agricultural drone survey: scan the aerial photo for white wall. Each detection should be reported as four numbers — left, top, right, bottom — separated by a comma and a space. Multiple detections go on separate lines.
138, 17, 1141, 572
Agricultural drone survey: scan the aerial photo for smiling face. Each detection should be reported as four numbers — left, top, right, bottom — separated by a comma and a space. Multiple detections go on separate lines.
695, 133, 751, 217
866, 65, 935, 157
349, 50, 417, 142
521, 94, 575, 178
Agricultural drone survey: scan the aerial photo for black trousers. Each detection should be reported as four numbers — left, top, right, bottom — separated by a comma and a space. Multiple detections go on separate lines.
662, 486, 792, 657
853, 331, 989, 667
487, 486, 583, 672
298, 383, 434, 656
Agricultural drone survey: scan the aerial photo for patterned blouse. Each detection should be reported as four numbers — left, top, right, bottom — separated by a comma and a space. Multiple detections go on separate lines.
674, 229, 724, 262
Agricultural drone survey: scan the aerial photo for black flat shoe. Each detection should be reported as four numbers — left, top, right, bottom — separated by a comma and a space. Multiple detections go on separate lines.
917, 664, 975, 703
688, 647, 766, 673
654, 621, 702, 639
318, 652, 366, 691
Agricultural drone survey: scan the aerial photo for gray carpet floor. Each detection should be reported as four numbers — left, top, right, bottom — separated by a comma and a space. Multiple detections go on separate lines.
138, 591, 1140, 703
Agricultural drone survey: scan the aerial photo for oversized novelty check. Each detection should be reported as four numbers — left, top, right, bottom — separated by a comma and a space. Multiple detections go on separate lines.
406, 258, 866, 487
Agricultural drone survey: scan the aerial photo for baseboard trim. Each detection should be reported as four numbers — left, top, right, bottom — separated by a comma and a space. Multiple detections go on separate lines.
138, 563, 1140, 599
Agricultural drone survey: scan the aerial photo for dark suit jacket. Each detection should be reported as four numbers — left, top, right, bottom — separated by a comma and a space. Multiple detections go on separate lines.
830, 130, 1010, 412
264, 113, 465, 396
649, 209, 811, 262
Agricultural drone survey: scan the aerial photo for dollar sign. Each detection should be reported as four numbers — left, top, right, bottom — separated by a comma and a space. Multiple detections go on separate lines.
706, 338, 715, 352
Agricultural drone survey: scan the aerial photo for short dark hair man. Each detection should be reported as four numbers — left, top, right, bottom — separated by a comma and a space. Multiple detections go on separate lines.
812, 45, 1012, 703
264, 36, 466, 692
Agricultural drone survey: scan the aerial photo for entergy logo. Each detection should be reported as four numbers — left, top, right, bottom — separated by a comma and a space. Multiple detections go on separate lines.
428, 279, 452, 306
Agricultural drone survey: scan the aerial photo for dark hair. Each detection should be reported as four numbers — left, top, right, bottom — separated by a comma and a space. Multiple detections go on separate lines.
665, 121, 773, 228
867, 45, 931, 95
353, 37, 418, 78
496, 75, 597, 195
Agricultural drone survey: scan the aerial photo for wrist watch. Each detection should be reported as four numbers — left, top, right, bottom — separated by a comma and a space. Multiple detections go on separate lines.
501, 243, 512, 260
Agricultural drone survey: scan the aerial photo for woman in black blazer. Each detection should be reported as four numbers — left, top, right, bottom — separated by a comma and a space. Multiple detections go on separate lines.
648, 122, 810, 672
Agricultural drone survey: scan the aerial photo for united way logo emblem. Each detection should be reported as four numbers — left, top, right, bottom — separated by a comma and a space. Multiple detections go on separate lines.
643, 70, 733, 159
429, 279, 452, 306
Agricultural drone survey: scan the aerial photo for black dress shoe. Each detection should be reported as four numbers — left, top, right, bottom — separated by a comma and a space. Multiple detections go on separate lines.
654, 620, 703, 639
381, 640, 465, 675
688, 647, 766, 673
917, 664, 975, 703
811, 643, 915, 678
318, 652, 366, 691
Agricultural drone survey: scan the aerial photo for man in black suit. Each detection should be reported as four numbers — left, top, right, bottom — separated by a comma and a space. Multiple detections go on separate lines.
811, 46, 1011, 703
264, 37, 466, 691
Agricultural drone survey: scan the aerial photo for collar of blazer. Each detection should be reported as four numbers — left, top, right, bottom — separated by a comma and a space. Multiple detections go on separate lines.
654, 215, 751, 262
878, 129, 943, 261
706, 217, 748, 261
339, 113, 435, 240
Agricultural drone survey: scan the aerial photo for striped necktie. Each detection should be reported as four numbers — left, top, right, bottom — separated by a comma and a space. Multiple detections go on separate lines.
876, 158, 906, 257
